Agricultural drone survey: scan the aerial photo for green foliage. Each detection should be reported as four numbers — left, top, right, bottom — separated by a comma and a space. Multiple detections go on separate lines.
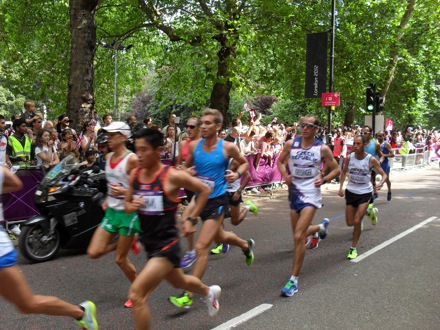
0, 0, 438, 130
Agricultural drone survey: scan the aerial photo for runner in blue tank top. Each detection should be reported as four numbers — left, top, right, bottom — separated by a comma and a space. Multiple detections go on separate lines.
277, 114, 340, 297
168, 108, 254, 309
376, 130, 394, 201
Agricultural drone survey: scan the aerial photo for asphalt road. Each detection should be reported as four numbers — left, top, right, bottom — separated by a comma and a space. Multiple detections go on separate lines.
1, 165, 439, 330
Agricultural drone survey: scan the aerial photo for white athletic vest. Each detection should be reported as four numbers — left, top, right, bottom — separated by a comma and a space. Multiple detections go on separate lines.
105, 151, 134, 210
346, 153, 373, 194
226, 159, 241, 192
288, 137, 323, 207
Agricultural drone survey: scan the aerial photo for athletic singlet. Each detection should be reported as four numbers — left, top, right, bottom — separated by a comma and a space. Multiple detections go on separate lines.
226, 159, 240, 192
0, 167, 13, 257
346, 153, 373, 194
364, 140, 377, 158
381, 142, 390, 166
132, 166, 179, 239
287, 137, 323, 207
181, 138, 191, 163
193, 139, 228, 199
105, 151, 135, 210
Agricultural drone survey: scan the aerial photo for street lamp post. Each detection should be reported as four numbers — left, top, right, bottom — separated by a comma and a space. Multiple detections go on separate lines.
98, 40, 133, 120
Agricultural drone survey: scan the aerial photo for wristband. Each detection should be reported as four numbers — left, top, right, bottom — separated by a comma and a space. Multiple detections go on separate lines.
236, 170, 242, 178
236, 189, 242, 194
186, 216, 198, 226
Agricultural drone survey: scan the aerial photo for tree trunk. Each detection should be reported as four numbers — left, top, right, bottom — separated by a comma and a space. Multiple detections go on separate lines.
209, 35, 235, 125
67, 0, 99, 133
344, 102, 356, 127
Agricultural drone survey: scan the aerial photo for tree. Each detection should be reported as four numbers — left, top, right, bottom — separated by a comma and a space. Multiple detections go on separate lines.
67, 0, 100, 131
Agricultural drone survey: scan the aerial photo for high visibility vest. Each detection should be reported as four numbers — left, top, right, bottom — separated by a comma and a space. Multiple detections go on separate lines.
8, 135, 32, 167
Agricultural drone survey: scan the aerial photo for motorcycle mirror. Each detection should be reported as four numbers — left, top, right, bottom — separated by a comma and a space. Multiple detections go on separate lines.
92, 166, 101, 174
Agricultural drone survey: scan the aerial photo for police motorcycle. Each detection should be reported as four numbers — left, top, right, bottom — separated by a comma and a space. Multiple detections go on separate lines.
18, 155, 107, 262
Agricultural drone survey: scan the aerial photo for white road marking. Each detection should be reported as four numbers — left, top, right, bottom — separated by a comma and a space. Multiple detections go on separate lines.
211, 303, 273, 330
351, 216, 438, 263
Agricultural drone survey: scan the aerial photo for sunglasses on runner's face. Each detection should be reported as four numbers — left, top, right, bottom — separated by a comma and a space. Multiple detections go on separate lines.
362, 132, 370, 135
186, 125, 196, 129
300, 123, 318, 129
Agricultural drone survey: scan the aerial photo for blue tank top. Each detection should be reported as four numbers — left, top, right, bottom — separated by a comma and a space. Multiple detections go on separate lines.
194, 139, 228, 198
364, 140, 377, 158
381, 141, 389, 166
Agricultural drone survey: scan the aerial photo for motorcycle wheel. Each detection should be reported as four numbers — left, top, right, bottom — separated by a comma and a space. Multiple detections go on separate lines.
18, 223, 61, 263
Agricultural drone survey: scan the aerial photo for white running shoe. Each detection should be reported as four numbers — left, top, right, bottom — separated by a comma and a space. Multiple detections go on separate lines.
10, 225, 21, 236
206, 285, 221, 317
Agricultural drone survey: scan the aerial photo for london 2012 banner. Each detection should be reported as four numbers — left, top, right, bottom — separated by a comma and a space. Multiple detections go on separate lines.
305, 32, 328, 98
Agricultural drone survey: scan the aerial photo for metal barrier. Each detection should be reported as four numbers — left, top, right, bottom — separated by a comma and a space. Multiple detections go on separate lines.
390, 145, 439, 169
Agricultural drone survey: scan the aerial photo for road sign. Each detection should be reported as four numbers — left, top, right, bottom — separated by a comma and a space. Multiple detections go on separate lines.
322, 92, 340, 107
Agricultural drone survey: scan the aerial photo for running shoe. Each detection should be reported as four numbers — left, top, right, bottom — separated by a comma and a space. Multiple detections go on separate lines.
221, 244, 230, 253
245, 200, 259, 215
244, 239, 255, 266
9, 225, 21, 236
168, 292, 193, 309
211, 244, 223, 255
309, 233, 320, 250
387, 191, 392, 201
180, 251, 197, 268
76, 300, 98, 330
251, 188, 259, 194
370, 207, 378, 225
206, 285, 221, 316
124, 299, 133, 308
318, 218, 330, 240
130, 235, 141, 256
304, 236, 312, 248
347, 248, 358, 260
367, 203, 374, 219
281, 279, 298, 297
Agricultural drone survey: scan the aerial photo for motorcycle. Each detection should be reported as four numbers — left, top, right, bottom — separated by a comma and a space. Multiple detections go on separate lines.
18, 156, 107, 263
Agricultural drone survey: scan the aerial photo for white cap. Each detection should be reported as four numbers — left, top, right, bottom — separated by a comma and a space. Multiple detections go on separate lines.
102, 121, 131, 136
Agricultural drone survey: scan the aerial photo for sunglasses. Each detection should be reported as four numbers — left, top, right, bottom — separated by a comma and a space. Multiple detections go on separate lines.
186, 125, 197, 129
300, 123, 318, 129
36, 121, 42, 124
361, 132, 370, 135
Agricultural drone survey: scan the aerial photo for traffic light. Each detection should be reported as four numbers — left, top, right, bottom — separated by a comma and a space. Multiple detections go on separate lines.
376, 94, 384, 113
366, 84, 376, 112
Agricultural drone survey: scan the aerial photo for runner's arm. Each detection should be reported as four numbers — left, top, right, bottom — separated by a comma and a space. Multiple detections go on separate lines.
124, 168, 144, 213
385, 142, 395, 158
225, 142, 249, 183
277, 140, 293, 185
338, 157, 349, 197
371, 157, 387, 190
318, 145, 341, 187
2, 167, 23, 193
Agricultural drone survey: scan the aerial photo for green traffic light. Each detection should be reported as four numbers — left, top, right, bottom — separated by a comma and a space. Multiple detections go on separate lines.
367, 104, 374, 111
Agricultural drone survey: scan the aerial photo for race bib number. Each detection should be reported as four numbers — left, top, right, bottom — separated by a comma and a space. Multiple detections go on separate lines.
197, 175, 215, 192
349, 173, 369, 184
138, 191, 164, 216
293, 165, 316, 179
